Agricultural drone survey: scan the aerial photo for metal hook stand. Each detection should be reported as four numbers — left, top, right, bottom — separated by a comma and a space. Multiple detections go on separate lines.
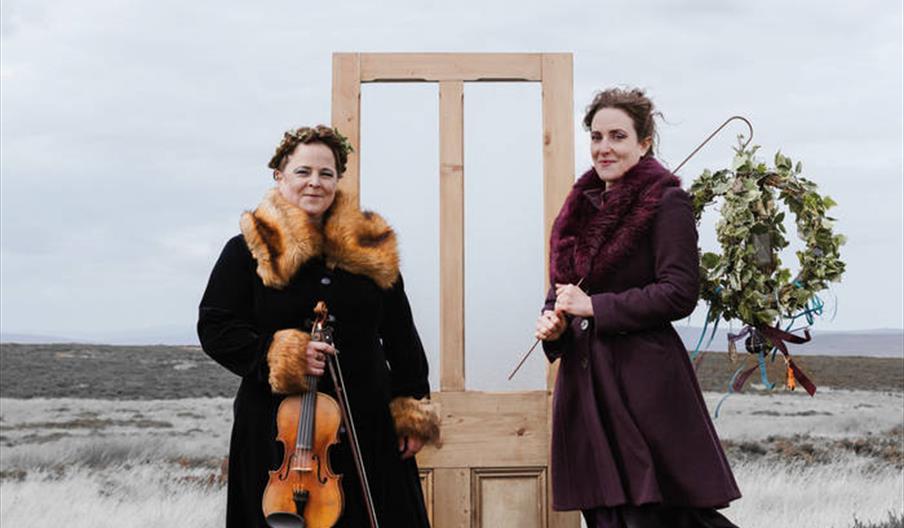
673, 115, 754, 174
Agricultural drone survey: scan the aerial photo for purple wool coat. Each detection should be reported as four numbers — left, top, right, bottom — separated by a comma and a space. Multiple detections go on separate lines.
543, 157, 741, 511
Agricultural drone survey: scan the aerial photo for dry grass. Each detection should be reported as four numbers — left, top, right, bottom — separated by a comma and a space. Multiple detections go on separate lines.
851, 512, 904, 528
3, 453, 901, 528
1, 346, 901, 527
727, 457, 903, 528
1, 392, 902, 528
0, 398, 230, 527
0, 463, 225, 527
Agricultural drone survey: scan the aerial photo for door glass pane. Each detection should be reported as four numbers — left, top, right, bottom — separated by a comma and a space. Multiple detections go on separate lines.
360, 84, 441, 392
463, 83, 546, 391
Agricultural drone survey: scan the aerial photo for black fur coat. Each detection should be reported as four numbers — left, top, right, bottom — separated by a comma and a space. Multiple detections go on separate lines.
198, 189, 439, 527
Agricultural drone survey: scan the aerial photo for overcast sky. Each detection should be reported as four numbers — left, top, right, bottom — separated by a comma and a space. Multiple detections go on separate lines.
2, 0, 902, 386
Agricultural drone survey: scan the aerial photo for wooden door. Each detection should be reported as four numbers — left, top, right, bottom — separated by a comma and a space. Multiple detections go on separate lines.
332, 52, 580, 528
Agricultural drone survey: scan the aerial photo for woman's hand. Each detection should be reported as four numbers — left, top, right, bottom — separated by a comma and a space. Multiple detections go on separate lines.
304, 341, 335, 376
554, 283, 593, 318
535, 310, 567, 341
398, 435, 425, 460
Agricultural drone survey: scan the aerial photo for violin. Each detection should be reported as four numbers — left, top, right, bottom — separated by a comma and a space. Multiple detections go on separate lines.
262, 302, 343, 528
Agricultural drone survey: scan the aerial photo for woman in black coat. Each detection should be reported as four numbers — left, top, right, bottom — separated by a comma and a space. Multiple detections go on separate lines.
536, 89, 741, 528
198, 125, 440, 528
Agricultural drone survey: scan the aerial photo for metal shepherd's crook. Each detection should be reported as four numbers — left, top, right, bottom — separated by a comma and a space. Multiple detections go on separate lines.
507, 115, 754, 380
673, 115, 754, 174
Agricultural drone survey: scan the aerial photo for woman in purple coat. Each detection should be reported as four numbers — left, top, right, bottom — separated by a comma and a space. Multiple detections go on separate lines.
535, 88, 742, 528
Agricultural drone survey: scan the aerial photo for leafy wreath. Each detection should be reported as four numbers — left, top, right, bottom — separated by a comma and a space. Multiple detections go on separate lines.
689, 139, 846, 329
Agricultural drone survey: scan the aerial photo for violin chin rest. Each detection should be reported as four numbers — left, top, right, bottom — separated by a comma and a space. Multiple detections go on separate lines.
265, 512, 306, 528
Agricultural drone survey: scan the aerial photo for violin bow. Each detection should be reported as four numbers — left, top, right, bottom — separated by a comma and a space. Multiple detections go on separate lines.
314, 301, 380, 528
508, 278, 584, 380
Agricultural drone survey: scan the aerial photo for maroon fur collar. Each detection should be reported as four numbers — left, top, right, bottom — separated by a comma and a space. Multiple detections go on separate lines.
550, 157, 680, 289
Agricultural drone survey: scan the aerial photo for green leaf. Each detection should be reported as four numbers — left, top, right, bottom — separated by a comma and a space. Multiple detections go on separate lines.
774, 152, 792, 170
713, 181, 731, 194
701, 252, 721, 269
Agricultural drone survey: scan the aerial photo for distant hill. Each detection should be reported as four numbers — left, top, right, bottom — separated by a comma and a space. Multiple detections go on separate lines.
675, 327, 904, 358
3, 327, 902, 357
0, 333, 92, 344
1, 324, 200, 346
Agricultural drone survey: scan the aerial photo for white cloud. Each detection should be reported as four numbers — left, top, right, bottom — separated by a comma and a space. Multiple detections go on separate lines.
1, 0, 902, 338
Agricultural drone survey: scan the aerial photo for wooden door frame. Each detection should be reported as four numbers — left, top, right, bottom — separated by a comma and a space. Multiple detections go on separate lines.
331, 52, 577, 528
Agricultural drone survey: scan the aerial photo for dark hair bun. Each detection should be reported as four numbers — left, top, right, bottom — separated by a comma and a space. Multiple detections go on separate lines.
583, 87, 660, 157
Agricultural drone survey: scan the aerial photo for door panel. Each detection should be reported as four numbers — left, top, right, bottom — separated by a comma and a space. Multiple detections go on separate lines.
472, 468, 547, 528
417, 391, 548, 468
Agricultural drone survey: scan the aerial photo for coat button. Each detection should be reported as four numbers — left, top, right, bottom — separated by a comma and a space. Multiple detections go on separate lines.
579, 319, 589, 331
320, 277, 332, 286
580, 356, 589, 369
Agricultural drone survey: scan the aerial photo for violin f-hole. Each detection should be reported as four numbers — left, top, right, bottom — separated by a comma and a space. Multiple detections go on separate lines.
313, 453, 328, 485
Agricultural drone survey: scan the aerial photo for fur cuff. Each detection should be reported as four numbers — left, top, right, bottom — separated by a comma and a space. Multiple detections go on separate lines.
267, 329, 311, 394
389, 397, 441, 447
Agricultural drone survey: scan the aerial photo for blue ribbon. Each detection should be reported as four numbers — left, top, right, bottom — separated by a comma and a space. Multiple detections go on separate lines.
690, 305, 714, 362
690, 287, 722, 362
714, 362, 749, 418
757, 350, 775, 389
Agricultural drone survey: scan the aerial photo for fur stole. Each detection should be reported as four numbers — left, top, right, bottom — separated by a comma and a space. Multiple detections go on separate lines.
240, 189, 400, 289
550, 157, 680, 289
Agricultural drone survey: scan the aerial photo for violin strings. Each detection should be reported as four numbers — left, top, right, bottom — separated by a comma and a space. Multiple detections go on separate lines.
302, 377, 312, 454
298, 384, 307, 451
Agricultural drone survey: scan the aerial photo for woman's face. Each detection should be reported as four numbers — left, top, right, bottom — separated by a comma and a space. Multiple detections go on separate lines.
590, 107, 652, 187
274, 142, 338, 220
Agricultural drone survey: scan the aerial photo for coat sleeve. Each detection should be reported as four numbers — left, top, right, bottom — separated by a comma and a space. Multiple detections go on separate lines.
590, 187, 700, 334
380, 275, 441, 446
197, 235, 272, 384
380, 275, 431, 400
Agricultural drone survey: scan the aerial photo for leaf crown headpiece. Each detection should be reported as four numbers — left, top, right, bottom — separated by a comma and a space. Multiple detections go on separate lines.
268, 125, 354, 174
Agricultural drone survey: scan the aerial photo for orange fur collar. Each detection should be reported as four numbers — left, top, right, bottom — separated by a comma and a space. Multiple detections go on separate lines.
240, 189, 400, 289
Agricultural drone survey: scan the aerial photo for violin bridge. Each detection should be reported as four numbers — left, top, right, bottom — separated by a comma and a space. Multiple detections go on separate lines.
289, 450, 314, 472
